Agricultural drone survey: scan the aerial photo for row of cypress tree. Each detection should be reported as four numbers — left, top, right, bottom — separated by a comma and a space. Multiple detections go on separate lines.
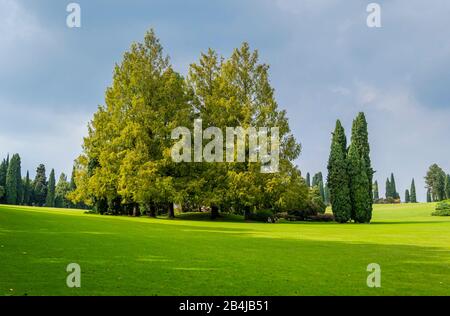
327, 113, 373, 223
373, 175, 417, 203
0, 154, 80, 208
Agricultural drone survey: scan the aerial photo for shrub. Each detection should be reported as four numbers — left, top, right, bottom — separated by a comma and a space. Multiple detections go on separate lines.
248, 209, 277, 223
432, 201, 450, 216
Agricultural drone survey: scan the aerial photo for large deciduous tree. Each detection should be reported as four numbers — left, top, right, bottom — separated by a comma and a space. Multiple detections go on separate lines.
425, 164, 446, 202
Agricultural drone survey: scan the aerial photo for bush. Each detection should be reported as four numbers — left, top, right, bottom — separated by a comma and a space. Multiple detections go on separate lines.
287, 209, 316, 221
432, 201, 450, 216
248, 209, 277, 223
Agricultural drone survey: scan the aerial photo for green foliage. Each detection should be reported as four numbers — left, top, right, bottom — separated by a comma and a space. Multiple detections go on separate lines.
373, 180, 379, 201
347, 113, 373, 223
22, 171, 32, 206
427, 189, 432, 203
432, 201, 450, 216
5, 154, 22, 205
327, 120, 351, 223
46, 169, 56, 207
33, 164, 47, 207
308, 186, 327, 215
425, 164, 446, 202
445, 175, 450, 200
55, 173, 71, 208
0, 155, 8, 203
410, 178, 417, 203
305, 172, 311, 187
405, 189, 410, 203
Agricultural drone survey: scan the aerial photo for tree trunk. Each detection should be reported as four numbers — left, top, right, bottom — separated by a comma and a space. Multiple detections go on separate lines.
168, 203, 175, 219
211, 205, 219, 219
148, 203, 157, 218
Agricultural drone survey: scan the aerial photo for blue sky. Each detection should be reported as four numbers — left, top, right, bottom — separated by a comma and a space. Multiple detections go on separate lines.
1, 0, 450, 200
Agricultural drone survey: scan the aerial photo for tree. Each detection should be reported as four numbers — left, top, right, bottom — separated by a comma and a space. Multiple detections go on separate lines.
5, 154, 22, 205
327, 120, 351, 223
427, 189, 432, 203
445, 174, 450, 200
55, 173, 71, 208
22, 171, 32, 206
33, 164, 47, 206
410, 178, 417, 203
46, 169, 56, 207
324, 183, 330, 205
405, 189, 410, 203
305, 172, 311, 187
348, 113, 373, 223
373, 180, 379, 201
385, 178, 392, 199
0, 155, 9, 203
425, 164, 446, 202
390, 173, 399, 200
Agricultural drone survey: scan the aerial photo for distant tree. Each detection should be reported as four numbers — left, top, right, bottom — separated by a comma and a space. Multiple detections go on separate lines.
55, 173, 71, 208
327, 120, 351, 223
405, 189, 410, 203
385, 178, 392, 199
46, 169, 56, 207
0, 155, 9, 203
427, 189, 432, 203
445, 174, 450, 200
22, 171, 32, 206
425, 164, 446, 202
5, 154, 22, 205
33, 164, 47, 206
410, 178, 417, 203
305, 172, 311, 188
390, 173, 400, 200
373, 180, 379, 201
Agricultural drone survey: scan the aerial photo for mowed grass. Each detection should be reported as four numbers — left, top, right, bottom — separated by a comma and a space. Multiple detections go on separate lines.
0, 203, 449, 296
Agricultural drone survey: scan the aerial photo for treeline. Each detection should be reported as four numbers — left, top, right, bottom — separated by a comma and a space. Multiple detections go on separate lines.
305, 172, 330, 205
68, 30, 317, 219
372, 174, 417, 204
0, 153, 83, 209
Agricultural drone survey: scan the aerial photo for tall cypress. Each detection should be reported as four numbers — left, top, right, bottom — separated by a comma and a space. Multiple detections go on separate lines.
385, 178, 392, 199
410, 178, 417, 203
405, 189, 410, 203
22, 171, 31, 206
33, 164, 47, 206
348, 113, 373, 223
327, 120, 351, 223
390, 173, 399, 200
46, 169, 56, 207
373, 180, 379, 201
0, 155, 9, 203
5, 154, 22, 205
305, 172, 311, 188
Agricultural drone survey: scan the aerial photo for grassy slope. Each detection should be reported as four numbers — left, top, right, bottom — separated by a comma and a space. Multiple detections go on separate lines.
0, 203, 449, 296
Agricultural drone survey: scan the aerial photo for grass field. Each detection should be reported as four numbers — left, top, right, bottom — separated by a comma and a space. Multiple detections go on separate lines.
0, 203, 449, 296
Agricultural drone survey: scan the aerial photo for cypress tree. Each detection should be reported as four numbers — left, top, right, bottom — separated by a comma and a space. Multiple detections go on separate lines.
305, 172, 311, 187
5, 154, 22, 205
390, 173, 399, 199
324, 183, 330, 205
405, 189, 410, 203
0, 155, 9, 203
327, 120, 351, 223
445, 174, 450, 200
385, 178, 392, 199
348, 113, 373, 223
22, 171, 31, 206
373, 180, 379, 201
410, 178, 417, 203
33, 164, 47, 206
46, 169, 56, 207
427, 189, 432, 203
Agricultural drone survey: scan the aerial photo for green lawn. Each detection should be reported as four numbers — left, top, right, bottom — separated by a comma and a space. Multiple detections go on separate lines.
0, 203, 449, 296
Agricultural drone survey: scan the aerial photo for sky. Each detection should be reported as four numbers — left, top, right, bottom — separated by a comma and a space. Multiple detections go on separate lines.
1, 0, 450, 201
